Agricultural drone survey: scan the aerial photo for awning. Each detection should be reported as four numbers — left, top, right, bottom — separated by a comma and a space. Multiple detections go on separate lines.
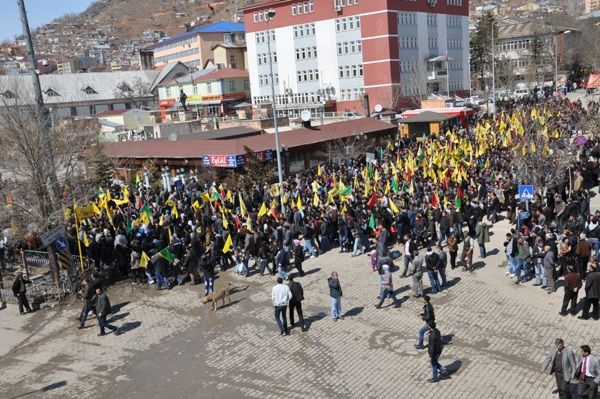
588, 74, 600, 89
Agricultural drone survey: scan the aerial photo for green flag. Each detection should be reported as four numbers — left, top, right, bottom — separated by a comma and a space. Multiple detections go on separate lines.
125, 216, 133, 234
391, 178, 399, 193
368, 213, 376, 229
158, 247, 175, 264
401, 182, 408, 193
213, 191, 220, 201
455, 196, 462, 210
140, 203, 153, 219
338, 186, 352, 197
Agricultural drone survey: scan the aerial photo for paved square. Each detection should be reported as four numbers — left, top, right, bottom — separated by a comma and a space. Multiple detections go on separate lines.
0, 216, 598, 399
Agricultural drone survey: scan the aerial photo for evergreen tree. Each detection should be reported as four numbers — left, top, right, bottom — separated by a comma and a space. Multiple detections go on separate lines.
470, 11, 497, 91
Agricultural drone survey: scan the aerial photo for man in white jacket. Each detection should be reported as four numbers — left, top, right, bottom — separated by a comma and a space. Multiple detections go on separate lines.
271, 277, 292, 336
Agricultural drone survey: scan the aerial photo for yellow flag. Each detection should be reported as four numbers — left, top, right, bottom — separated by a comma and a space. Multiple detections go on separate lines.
82, 232, 91, 248
122, 186, 130, 202
385, 180, 391, 194
168, 227, 173, 243
192, 200, 201, 210
270, 183, 281, 197
389, 199, 400, 215
201, 192, 211, 203
221, 206, 228, 228
313, 192, 319, 208
139, 251, 150, 269
172, 205, 179, 219
283, 192, 289, 205
166, 199, 176, 208
257, 202, 268, 218
296, 196, 303, 211
222, 233, 233, 253
238, 193, 247, 218
317, 164, 322, 176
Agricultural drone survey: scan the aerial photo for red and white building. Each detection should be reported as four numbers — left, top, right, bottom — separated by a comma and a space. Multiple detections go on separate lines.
243, 0, 470, 116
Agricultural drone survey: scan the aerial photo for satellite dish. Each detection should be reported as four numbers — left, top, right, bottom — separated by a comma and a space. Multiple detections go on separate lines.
300, 109, 311, 122
374, 104, 383, 113
168, 133, 178, 141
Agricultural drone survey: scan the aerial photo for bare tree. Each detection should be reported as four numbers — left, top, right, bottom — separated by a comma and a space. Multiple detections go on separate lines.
510, 119, 572, 194
328, 136, 376, 164
0, 79, 94, 237
116, 77, 152, 109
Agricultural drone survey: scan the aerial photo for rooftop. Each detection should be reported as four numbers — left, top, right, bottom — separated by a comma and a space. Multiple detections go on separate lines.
103, 118, 396, 160
145, 21, 245, 50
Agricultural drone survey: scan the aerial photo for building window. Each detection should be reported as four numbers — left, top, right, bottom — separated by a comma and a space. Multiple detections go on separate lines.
229, 80, 235, 91
45, 88, 60, 97
83, 86, 97, 95
166, 87, 171, 98
2, 90, 16, 99
244, 80, 250, 90
193, 85, 198, 94
207, 83, 212, 94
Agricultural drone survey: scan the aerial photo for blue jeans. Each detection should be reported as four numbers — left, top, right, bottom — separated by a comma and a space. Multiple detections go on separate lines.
204, 275, 214, 296
79, 303, 96, 327
274, 305, 288, 333
479, 244, 486, 258
515, 259, 530, 281
438, 267, 447, 288
155, 269, 170, 290
430, 353, 446, 379
534, 261, 548, 286
304, 240, 318, 257
377, 288, 399, 307
427, 270, 440, 293
418, 323, 429, 347
260, 259, 272, 275
403, 255, 413, 276
338, 234, 348, 251
330, 296, 342, 319
352, 237, 364, 256
507, 255, 516, 274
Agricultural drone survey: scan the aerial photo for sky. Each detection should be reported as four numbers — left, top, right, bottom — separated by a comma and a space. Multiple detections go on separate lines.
1, 0, 95, 42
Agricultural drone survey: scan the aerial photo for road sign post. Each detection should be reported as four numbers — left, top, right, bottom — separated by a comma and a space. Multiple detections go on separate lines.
518, 184, 535, 212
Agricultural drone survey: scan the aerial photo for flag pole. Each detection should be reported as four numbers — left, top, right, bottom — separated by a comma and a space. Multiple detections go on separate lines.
73, 204, 85, 273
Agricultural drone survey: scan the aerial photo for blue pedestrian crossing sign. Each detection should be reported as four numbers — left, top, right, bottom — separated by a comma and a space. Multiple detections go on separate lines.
518, 184, 534, 200
55, 235, 68, 252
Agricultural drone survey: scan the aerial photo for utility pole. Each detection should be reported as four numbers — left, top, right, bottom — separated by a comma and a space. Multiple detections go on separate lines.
17, 0, 63, 295
491, 21, 496, 113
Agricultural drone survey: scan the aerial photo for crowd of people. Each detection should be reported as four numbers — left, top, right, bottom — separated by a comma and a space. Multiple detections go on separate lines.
6, 95, 600, 385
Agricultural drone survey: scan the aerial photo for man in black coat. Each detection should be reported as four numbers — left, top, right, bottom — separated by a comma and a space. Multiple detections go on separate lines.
427, 321, 448, 382
94, 286, 119, 336
579, 264, 600, 320
287, 275, 306, 331
11, 272, 32, 315
78, 279, 97, 329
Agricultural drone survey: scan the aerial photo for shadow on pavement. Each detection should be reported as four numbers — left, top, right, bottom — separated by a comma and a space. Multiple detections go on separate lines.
445, 277, 462, 288
111, 302, 130, 313
304, 311, 328, 329
118, 321, 141, 334
445, 360, 462, 375
108, 312, 129, 323
472, 261, 486, 270
442, 333, 454, 345
229, 285, 249, 295
487, 248, 500, 256
219, 299, 243, 310
344, 306, 364, 318
9, 380, 67, 399
393, 285, 411, 296
301, 267, 321, 277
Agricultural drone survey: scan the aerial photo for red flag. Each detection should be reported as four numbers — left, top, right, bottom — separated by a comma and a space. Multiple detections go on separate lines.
456, 186, 465, 201
6, 192, 13, 208
367, 193, 378, 208
269, 206, 279, 222
234, 214, 241, 230
431, 192, 439, 208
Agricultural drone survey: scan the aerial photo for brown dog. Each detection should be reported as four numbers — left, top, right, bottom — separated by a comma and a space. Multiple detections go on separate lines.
201, 283, 232, 311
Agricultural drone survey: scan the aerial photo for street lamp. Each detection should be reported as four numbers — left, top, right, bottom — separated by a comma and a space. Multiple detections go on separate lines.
554, 30, 572, 90
266, 8, 285, 213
